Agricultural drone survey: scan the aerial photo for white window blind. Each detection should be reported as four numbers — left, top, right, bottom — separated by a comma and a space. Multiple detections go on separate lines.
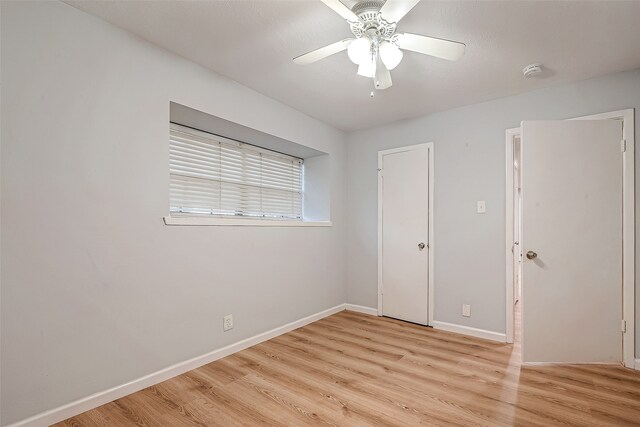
169, 124, 303, 220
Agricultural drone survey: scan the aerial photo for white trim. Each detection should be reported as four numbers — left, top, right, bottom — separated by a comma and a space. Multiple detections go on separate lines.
428, 146, 435, 326
378, 149, 383, 316
635, 359, 640, 370
163, 216, 332, 227
7, 304, 346, 427
523, 361, 620, 367
432, 320, 507, 343
345, 304, 378, 316
377, 143, 434, 325
504, 108, 635, 367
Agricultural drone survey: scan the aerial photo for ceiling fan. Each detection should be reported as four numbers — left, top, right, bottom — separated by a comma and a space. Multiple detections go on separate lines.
293, 0, 465, 91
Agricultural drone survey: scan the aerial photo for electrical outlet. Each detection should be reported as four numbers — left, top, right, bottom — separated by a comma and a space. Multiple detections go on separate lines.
462, 304, 471, 317
223, 314, 233, 331
476, 201, 486, 214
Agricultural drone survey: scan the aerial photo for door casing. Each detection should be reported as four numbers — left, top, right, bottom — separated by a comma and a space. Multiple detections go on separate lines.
378, 143, 434, 325
504, 109, 635, 368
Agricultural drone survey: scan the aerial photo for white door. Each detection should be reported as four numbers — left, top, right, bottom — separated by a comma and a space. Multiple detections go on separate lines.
522, 120, 623, 363
379, 144, 430, 325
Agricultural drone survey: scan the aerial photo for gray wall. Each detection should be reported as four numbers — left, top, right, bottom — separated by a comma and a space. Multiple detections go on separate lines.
3, 1, 640, 425
346, 68, 640, 347
0, 2, 346, 424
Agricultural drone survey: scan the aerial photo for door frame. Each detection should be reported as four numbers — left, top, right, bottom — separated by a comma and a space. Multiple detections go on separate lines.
378, 142, 434, 325
505, 109, 635, 368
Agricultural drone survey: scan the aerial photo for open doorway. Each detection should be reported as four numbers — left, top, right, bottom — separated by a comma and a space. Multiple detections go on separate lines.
512, 136, 522, 306
505, 129, 522, 346
505, 109, 635, 367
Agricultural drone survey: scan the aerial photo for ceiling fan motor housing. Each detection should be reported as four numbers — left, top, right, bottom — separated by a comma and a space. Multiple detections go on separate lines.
352, 1, 384, 19
350, 0, 397, 41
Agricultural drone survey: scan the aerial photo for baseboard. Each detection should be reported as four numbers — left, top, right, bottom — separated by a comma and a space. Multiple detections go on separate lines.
523, 361, 620, 366
7, 304, 346, 427
635, 359, 640, 370
344, 304, 378, 316
432, 320, 506, 343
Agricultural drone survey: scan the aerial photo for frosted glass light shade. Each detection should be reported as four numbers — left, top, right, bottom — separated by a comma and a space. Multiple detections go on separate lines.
379, 41, 403, 70
357, 56, 376, 78
348, 37, 372, 65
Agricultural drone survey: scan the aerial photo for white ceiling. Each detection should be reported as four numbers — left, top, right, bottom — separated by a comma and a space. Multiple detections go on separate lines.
65, 0, 640, 132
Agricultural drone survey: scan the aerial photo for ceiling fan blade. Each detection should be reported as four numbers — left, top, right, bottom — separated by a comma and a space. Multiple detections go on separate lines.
320, 0, 360, 22
379, 0, 420, 24
293, 39, 354, 65
375, 55, 392, 89
395, 33, 465, 61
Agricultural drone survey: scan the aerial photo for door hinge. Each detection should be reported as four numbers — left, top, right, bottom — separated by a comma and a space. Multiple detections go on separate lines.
621, 139, 627, 153
621, 319, 627, 333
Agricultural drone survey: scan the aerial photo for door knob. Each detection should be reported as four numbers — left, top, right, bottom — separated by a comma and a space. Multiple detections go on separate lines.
418, 242, 426, 250
526, 251, 537, 260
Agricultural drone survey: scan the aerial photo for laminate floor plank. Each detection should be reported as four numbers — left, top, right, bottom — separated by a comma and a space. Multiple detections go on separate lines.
255, 339, 492, 426
54, 306, 640, 426
240, 345, 423, 426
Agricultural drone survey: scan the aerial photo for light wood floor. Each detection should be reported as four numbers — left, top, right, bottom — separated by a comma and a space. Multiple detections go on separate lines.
56, 308, 640, 426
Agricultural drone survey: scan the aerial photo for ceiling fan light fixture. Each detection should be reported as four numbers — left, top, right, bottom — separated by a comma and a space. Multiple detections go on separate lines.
379, 41, 403, 70
293, 0, 466, 92
348, 36, 372, 65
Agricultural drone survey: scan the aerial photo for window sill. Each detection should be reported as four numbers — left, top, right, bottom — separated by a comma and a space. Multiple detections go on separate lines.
163, 216, 332, 227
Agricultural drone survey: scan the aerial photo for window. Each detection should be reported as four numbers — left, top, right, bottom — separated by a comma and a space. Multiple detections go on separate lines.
169, 124, 303, 220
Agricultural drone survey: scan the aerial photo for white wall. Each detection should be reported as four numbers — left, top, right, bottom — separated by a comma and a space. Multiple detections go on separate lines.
346, 68, 640, 343
303, 154, 332, 221
0, 1, 346, 425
